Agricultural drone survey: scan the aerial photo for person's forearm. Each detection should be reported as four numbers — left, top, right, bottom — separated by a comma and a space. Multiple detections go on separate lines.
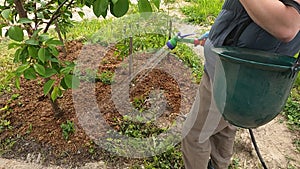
239, 0, 300, 42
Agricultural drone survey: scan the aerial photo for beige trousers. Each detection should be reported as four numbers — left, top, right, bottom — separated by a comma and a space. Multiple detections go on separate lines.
182, 72, 236, 169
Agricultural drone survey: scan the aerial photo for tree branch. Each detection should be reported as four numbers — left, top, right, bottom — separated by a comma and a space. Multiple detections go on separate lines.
37, 0, 56, 12
14, 0, 27, 18
43, 0, 74, 33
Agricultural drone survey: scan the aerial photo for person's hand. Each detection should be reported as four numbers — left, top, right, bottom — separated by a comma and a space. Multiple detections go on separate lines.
198, 31, 209, 46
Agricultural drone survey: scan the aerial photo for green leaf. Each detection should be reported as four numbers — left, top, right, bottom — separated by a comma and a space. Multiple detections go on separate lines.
15, 77, 20, 90
38, 47, 46, 63
28, 46, 38, 58
152, 0, 160, 9
16, 63, 30, 73
110, 0, 129, 17
1, 9, 11, 20
49, 46, 59, 57
14, 48, 22, 62
32, 28, 43, 38
93, 0, 108, 17
37, 12, 44, 19
24, 67, 37, 80
45, 39, 63, 46
33, 63, 46, 76
51, 86, 59, 101
8, 42, 22, 49
43, 79, 55, 95
78, 11, 85, 18
138, 0, 153, 12
17, 18, 33, 24
25, 39, 39, 45
44, 68, 57, 78
7, 26, 24, 42
63, 74, 73, 88
101, 9, 107, 18
38, 33, 50, 42
60, 78, 68, 90
60, 66, 73, 75
50, 57, 59, 63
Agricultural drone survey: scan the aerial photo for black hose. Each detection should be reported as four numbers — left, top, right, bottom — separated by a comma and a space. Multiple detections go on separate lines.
248, 129, 268, 169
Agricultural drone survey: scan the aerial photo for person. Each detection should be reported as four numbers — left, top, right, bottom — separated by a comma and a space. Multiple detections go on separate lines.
181, 0, 300, 169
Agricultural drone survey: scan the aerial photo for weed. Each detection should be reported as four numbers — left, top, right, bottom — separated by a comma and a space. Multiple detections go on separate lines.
132, 96, 146, 112
0, 104, 12, 134
228, 157, 240, 169
282, 97, 300, 131
61, 120, 75, 140
0, 138, 16, 155
26, 123, 33, 134
85, 141, 96, 154
119, 116, 166, 138
10, 93, 20, 100
98, 70, 115, 85
143, 145, 184, 169
0, 119, 12, 133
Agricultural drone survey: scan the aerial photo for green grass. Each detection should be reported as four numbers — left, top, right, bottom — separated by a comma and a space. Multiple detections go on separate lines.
0, 38, 16, 94
181, 0, 223, 25
65, 19, 113, 41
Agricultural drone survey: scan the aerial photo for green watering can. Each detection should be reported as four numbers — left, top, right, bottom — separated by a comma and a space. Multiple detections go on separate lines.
212, 47, 300, 128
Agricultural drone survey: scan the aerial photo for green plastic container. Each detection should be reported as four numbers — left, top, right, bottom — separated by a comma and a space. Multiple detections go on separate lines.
212, 47, 299, 128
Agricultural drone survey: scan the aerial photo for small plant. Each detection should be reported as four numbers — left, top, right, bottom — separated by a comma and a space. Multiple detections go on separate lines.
293, 139, 300, 152
61, 120, 75, 140
132, 96, 146, 112
0, 119, 12, 134
10, 93, 20, 100
0, 104, 12, 134
98, 70, 114, 85
119, 115, 166, 138
228, 157, 240, 169
143, 145, 184, 169
282, 97, 300, 130
0, 138, 16, 156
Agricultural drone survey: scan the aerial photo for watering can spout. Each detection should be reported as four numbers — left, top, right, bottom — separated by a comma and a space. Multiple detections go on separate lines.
166, 31, 209, 50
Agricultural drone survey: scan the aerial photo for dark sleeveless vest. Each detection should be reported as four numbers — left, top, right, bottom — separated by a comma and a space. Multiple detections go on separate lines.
208, 0, 300, 56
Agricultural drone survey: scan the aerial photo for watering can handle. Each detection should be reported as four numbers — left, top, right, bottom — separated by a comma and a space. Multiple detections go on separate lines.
291, 52, 300, 76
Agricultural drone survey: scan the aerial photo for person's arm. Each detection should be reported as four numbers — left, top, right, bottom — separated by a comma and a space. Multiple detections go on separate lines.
239, 0, 300, 42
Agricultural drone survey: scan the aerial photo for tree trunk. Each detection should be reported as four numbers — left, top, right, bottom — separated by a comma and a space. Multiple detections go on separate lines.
14, 0, 33, 36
